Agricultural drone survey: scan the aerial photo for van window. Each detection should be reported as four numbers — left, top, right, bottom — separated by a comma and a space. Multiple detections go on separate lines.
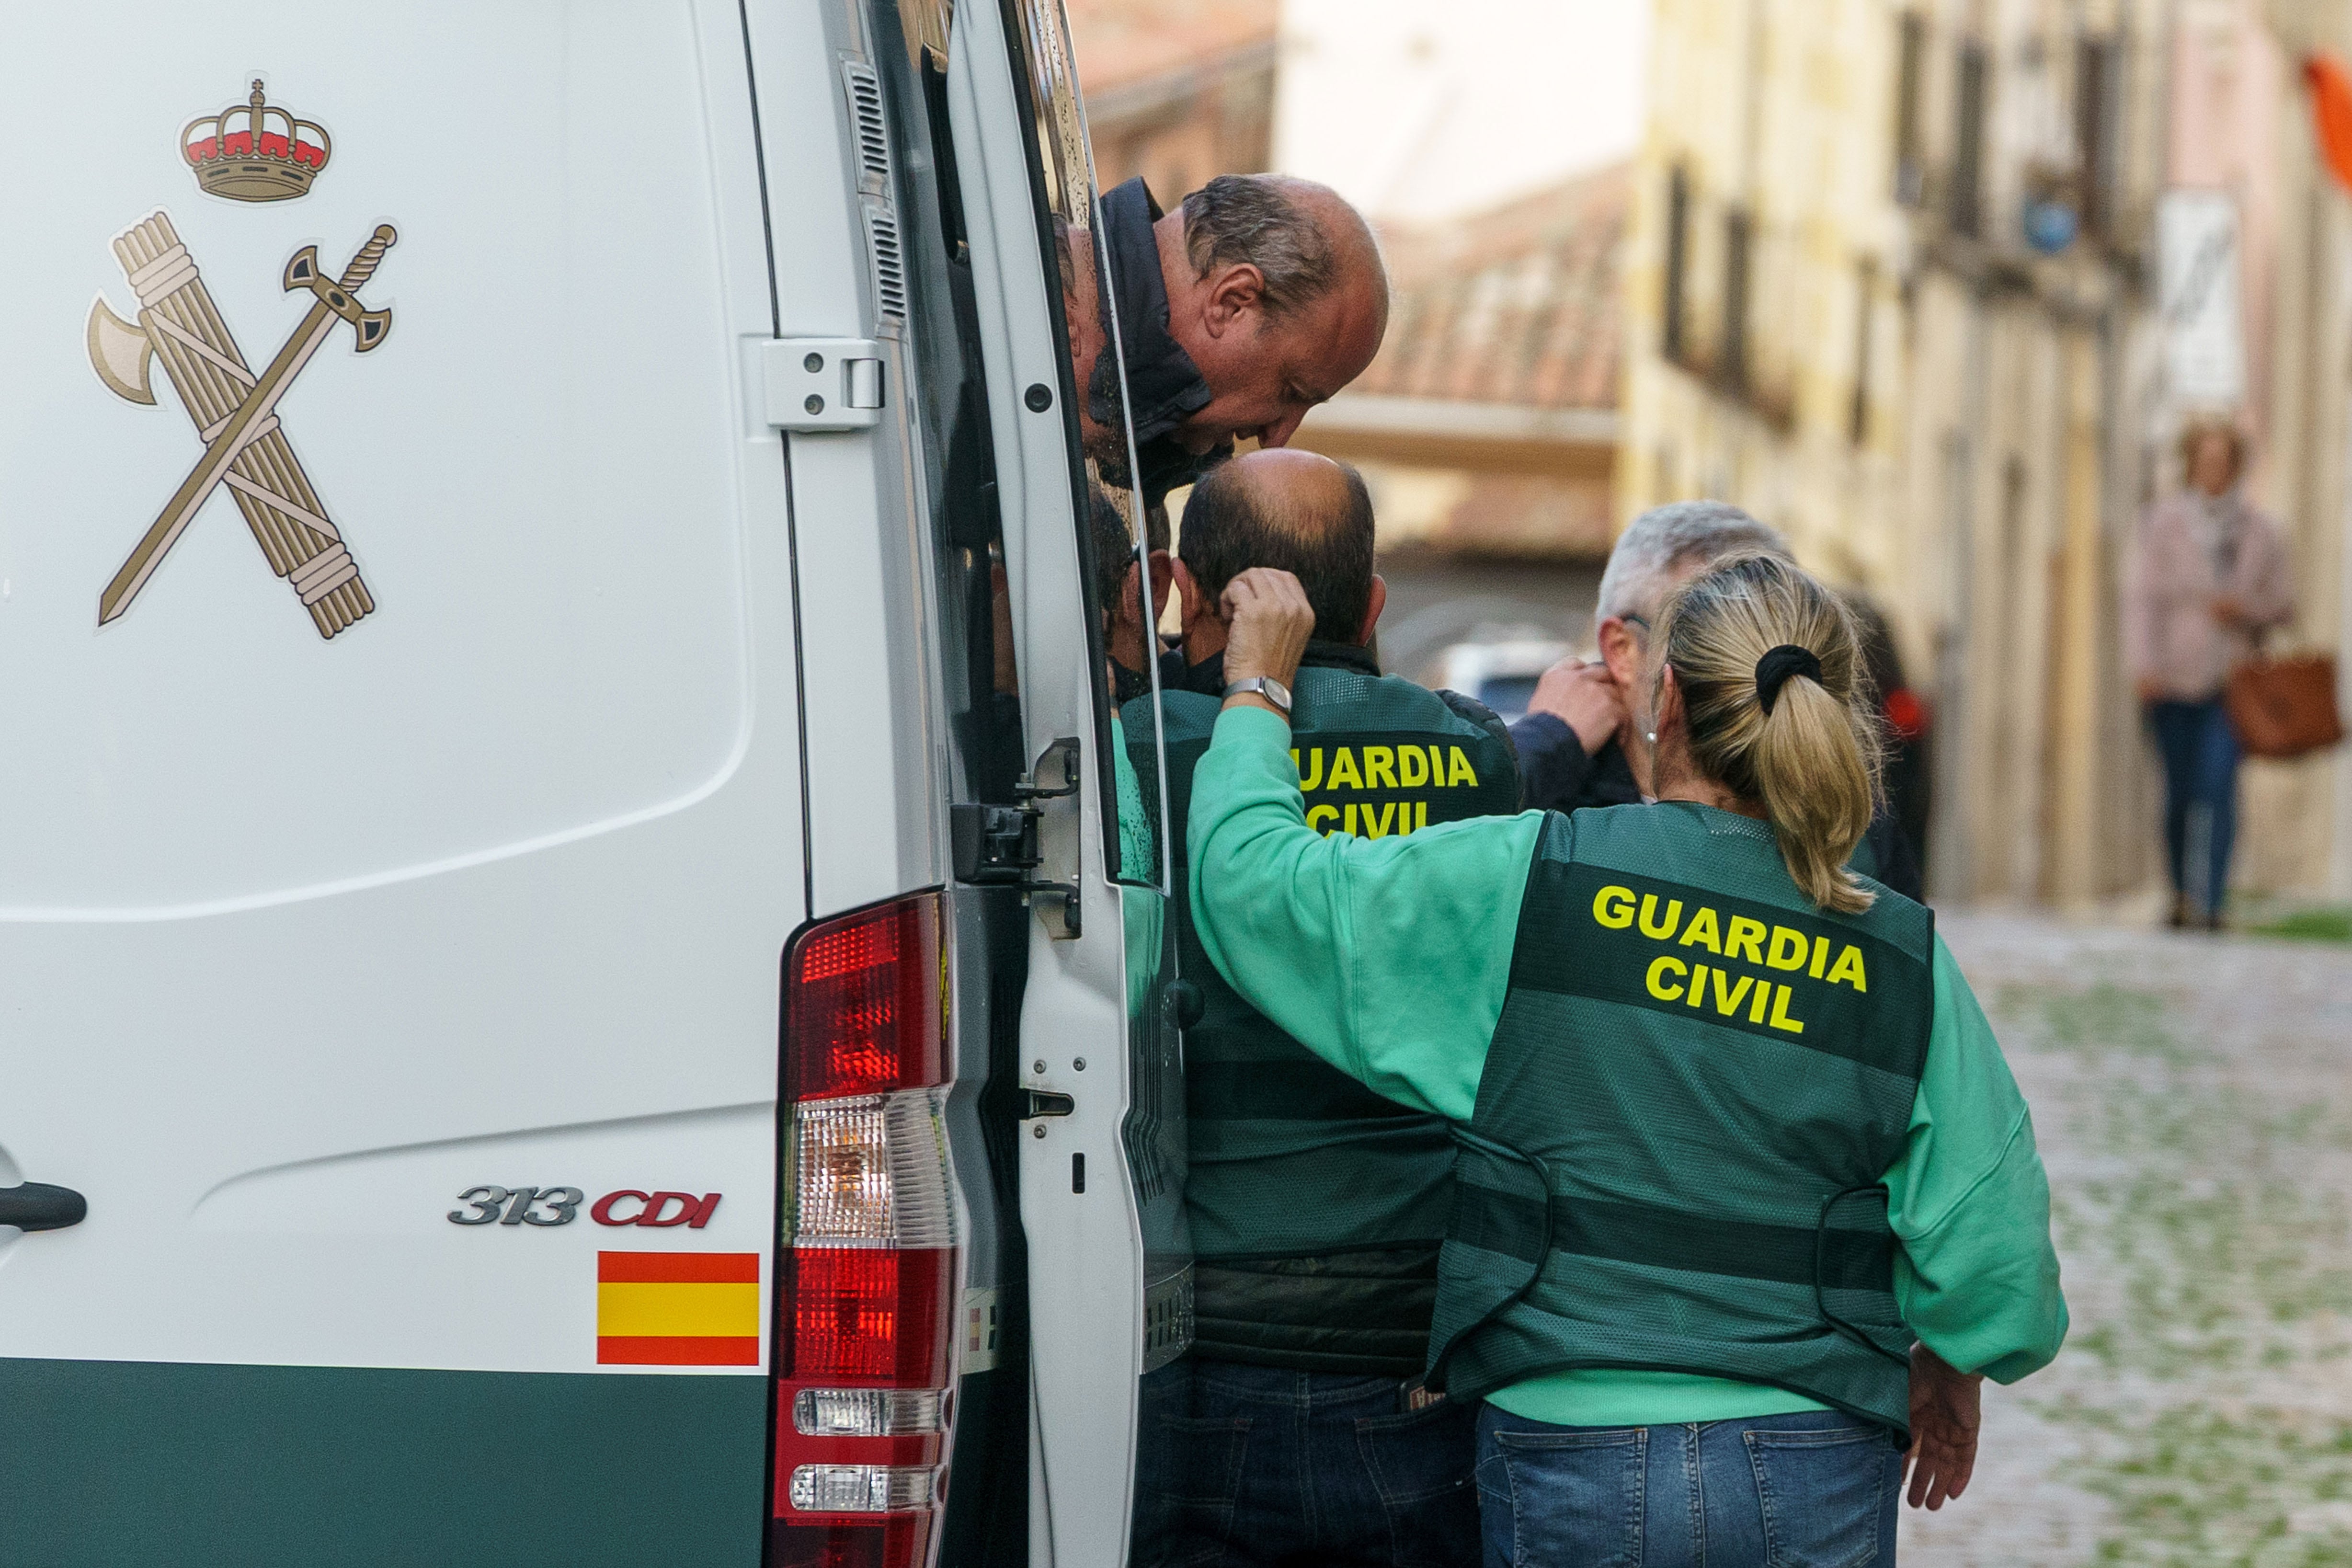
871, 0, 1031, 809
998, 0, 1171, 892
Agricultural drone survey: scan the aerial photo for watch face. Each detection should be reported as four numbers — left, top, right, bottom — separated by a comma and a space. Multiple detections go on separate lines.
1225, 677, 1290, 712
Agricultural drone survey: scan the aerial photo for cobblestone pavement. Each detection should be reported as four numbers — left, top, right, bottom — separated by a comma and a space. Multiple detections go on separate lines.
1901, 911, 2352, 1567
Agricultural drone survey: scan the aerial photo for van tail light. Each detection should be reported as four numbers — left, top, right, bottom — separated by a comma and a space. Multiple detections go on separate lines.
774, 893, 959, 1568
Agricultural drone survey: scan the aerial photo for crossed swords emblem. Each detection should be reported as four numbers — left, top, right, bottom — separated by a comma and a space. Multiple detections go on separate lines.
87, 211, 395, 638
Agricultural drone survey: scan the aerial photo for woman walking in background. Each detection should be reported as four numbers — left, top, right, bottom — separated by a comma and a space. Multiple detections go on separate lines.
1187, 553, 2064, 1566
2125, 419, 2296, 930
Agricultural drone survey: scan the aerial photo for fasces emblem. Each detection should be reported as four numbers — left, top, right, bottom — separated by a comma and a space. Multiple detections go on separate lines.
83, 81, 395, 638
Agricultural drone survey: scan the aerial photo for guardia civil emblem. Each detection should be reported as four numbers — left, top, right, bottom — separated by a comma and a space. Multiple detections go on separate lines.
84, 80, 394, 639
181, 79, 331, 203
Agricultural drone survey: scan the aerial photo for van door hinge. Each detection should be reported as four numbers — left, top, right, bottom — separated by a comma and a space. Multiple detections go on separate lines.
950, 738, 1082, 937
764, 338, 885, 431
950, 803, 1040, 882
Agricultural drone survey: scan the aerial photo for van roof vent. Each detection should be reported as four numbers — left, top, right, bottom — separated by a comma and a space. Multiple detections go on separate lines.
863, 201, 908, 325
842, 59, 892, 197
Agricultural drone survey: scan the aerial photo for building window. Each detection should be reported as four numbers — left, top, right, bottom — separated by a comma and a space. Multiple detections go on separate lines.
1664, 163, 1691, 363
1951, 42, 1988, 239
2075, 35, 2119, 238
1721, 206, 1752, 392
1894, 12, 1927, 205
1851, 258, 1877, 445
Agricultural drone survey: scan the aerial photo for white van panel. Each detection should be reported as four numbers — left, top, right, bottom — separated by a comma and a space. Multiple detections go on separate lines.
0, 8, 760, 910
746, 0, 948, 918
0, 0, 802, 1379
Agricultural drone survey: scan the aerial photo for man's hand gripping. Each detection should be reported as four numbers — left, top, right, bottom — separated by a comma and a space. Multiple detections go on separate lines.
1219, 567, 1316, 718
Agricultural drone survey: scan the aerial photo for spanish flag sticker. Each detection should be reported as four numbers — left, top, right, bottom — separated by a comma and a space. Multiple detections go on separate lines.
596, 1251, 761, 1366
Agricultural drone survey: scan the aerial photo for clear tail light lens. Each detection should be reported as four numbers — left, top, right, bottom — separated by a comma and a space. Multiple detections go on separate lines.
795, 1388, 948, 1438
774, 893, 960, 1568
792, 1092, 957, 1246
789, 1464, 940, 1512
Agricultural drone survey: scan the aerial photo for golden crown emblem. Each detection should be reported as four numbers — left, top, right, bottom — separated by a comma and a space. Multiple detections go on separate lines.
181, 81, 331, 202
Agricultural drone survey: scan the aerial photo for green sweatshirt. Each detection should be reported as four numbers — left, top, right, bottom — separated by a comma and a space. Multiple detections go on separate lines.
1187, 705, 2067, 1427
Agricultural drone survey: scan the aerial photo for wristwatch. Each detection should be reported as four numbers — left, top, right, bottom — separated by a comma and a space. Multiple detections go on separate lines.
1223, 676, 1292, 717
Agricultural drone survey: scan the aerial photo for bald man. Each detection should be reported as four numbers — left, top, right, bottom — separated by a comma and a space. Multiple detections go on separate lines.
1069, 175, 1389, 507
1125, 449, 1514, 1568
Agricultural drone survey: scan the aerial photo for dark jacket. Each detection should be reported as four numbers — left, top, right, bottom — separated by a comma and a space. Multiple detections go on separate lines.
1509, 712, 1641, 813
1094, 179, 1228, 507
1507, 712, 1924, 903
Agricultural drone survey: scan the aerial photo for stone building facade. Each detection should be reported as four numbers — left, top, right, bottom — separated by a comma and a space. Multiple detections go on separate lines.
1617, 0, 2295, 906
2246, 0, 2352, 898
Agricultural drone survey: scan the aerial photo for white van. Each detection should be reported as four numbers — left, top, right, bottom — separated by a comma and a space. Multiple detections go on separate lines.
0, 4, 1186, 1564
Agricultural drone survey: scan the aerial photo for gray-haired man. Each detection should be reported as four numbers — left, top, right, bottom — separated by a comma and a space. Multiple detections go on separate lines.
1511, 500, 1924, 899
1068, 174, 1389, 506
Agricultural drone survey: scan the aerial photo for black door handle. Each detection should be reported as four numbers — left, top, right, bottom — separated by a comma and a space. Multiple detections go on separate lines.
0, 1182, 87, 1232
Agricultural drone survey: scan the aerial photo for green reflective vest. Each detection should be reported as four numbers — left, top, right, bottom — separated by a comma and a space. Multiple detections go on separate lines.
1134, 651, 1521, 1263
1430, 804, 1933, 1433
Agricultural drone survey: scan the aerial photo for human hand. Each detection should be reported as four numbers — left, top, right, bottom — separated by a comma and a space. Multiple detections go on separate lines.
1219, 568, 1315, 700
1904, 1343, 1983, 1511
1528, 657, 1627, 756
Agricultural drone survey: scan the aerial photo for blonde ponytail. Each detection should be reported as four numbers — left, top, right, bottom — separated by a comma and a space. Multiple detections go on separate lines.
1652, 553, 1883, 914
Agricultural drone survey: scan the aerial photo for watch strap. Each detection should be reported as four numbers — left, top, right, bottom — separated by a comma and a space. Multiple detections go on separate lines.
1223, 676, 1291, 715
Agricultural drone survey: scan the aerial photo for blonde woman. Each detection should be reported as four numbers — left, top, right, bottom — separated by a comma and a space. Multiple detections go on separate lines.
1187, 554, 2065, 1566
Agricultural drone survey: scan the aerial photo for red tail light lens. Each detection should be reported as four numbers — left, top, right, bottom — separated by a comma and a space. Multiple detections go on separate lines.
776, 893, 959, 1568
769, 1519, 932, 1568
785, 1248, 955, 1385
788, 897, 945, 1100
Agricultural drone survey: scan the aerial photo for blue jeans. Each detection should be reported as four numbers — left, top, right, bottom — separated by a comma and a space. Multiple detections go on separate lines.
1134, 1359, 1479, 1568
2147, 698, 2241, 918
1475, 1405, 1901, 1568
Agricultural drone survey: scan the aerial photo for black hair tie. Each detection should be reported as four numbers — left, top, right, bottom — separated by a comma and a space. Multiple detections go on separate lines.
1754, 644, 1822, 715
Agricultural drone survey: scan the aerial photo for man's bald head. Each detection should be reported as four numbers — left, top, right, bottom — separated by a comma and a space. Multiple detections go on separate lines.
1179, 448, 1377, 643
1180, 176, 1386, 322
1160, 176, 1390, 452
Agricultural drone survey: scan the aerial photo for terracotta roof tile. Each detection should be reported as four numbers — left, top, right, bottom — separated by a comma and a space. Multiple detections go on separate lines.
1357, 161, 1630, 412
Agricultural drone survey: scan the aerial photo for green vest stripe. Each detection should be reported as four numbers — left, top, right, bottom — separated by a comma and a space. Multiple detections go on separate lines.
1432, 806, 1932, 1435
1186, 1060, 1426, 1122
1444, 1186, 1899, 1293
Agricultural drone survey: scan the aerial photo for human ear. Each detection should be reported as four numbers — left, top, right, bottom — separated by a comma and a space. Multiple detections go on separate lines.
1173, 559, 1207, 622
1655, 664, 1685, 738
1203, 263, 1266, 337
1598, 617, 1642, 688
1357, 574, 1387, 645
1147, 549, 1175, 621
1115, 561, 1148, 632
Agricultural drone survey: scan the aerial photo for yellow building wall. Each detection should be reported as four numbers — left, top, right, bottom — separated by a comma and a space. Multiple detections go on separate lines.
1622, 0, 1917, 658
1625, 0, 2174, 905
